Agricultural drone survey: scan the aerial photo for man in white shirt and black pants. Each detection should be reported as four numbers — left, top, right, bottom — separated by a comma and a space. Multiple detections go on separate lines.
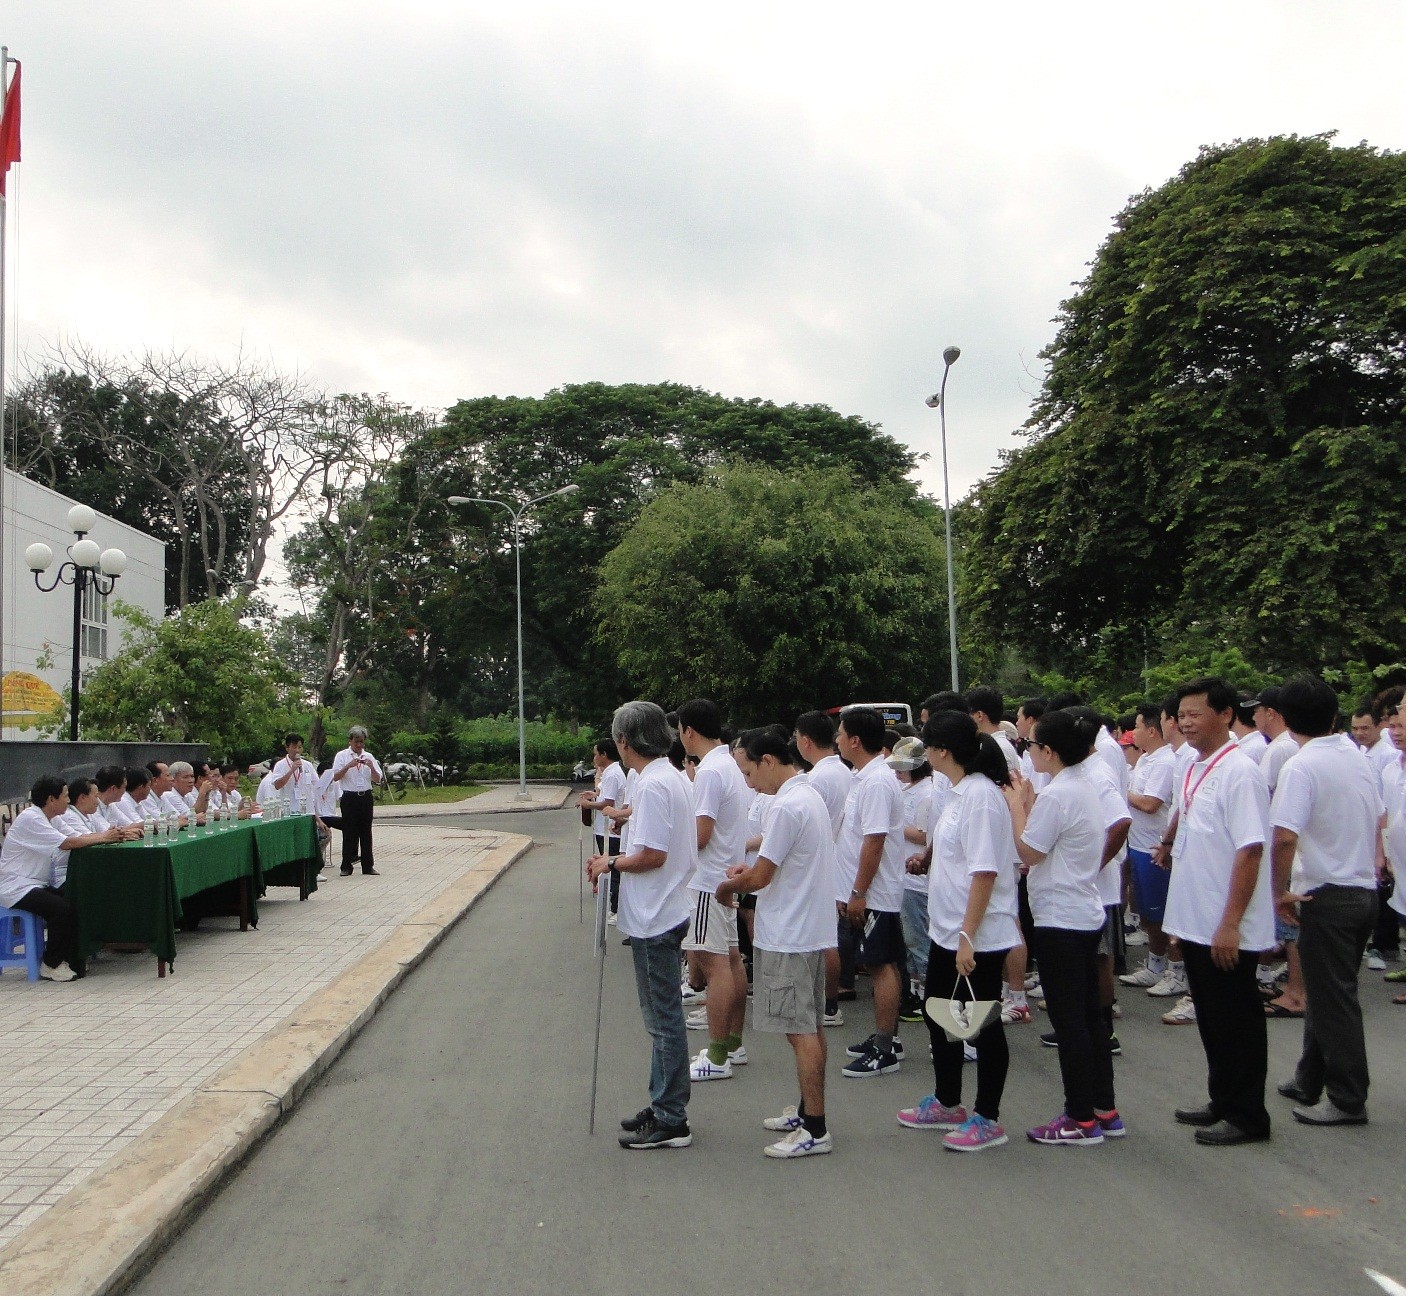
586, 701, 697, 1150
1270, 675, 1383, 1126
1163, 677, 1274, 1146
334, 726, 383, 876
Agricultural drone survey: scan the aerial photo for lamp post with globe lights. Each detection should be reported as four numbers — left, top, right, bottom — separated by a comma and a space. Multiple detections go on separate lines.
25, 504, 127, 741
448, 483, 580, 799
925, 345, 962, 691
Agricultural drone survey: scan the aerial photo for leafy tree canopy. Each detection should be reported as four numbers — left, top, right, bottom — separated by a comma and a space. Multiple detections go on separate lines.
960, 134, 1405, 692
56, 599, 299, 760
595, 463, 950, 723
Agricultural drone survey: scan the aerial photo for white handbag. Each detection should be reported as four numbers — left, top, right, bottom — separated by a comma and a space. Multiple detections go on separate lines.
926, 975, 1002, 1043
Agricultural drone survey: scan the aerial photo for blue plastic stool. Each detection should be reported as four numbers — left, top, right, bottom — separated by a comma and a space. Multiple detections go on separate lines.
0, 908, 44, 981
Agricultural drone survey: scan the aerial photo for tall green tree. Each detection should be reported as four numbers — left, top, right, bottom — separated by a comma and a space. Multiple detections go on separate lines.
960, 134, 1405, 690
595, 463, 950, 722
333, 382, 920, 725
50, 598, 298, 760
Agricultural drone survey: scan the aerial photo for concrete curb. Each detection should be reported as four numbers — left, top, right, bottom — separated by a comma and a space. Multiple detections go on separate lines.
0, 834, 533, 1297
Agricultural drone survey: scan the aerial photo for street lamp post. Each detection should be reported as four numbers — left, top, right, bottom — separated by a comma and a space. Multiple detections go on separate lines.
24, 504, 128, 741
449, 483, 580, 799
925, 345, 962, 692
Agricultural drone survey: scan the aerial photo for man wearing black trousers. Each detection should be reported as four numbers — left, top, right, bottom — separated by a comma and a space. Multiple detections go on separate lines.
334, 726, 383, 876
1163, 677, 1275, 1146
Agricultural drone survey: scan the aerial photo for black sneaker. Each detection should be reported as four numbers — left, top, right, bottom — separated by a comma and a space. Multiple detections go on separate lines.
898, 997, 925, 1023
841, 1045, 900, 1078
619, 1117, 692, 1149
844, 1034, 904, 1060
1109, 1033, 1122, 1056
1040, 1029, 1059, 1048
620, 1106, 654, 1133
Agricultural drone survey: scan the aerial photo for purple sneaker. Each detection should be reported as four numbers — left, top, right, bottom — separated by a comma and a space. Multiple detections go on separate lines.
1095, 1109, 1126, 1138
898, 1095, 967, 1131
1026, 1113, 1105, 1146
942, 1114, 1008, 1152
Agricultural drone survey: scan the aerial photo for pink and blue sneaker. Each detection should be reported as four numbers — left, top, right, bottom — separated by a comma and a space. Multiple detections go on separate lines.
1095, 1109, 1126, 1138
942, 1114, 1008, 1152
1026, 1113, 1105, 1146
897, 1095, 967, 1130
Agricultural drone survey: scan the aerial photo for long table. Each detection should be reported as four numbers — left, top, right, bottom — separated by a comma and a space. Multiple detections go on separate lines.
66, 816, 322, 976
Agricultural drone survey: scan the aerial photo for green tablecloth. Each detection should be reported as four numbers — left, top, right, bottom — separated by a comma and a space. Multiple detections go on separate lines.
67, 823, 263, 965
251, 815, 322, 895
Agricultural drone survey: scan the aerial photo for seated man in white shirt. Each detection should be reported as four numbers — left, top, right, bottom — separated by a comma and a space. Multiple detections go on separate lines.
92, 765, 130, 829
123, 768, 156, 824
162, 762, 198, 823
0, 774, 137, 981
51, 778, 111, 885
255, 765, 280, 808
220, 764, 251, 816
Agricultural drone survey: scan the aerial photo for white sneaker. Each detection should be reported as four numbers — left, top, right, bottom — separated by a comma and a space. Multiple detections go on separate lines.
606, 911, 618, 927
681, 981, 707, 1006
1119, 962, 1164, 988
1147, 968, 1188, 998
728, 1044, 748, 1066
822, 1008, 845, 1027
40, 962, 77, 983
764, 1126, 832, 1158
764, 1105, 803, 1132
685, 1008, 708, 1031
1023, 970, 1043, 991
1365, 948, 1387, 971
963, 1042, 978, 1062
1000, 1000, 1032, 1025
316, 873, 328, 883
1025, 982, 1044, 1000
1161, 994, 1197, 1025
689, 1049, 733, 1081
1111, 1001, 1122, 1020
1125, 928, 1148, 947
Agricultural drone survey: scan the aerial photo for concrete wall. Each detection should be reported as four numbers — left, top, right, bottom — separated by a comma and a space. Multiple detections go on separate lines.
1, 469, 166, 740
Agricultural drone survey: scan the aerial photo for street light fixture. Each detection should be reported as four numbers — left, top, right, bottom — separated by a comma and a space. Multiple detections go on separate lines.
26, 504, 127, 741
449, 483, 580, 799
925, 345, 962, 692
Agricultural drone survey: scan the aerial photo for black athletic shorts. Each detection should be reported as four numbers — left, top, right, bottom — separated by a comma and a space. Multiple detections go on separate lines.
858, 909, 906, 967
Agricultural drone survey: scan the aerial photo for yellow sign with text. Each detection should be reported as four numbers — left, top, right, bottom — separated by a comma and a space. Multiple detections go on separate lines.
2, 671, 64, 725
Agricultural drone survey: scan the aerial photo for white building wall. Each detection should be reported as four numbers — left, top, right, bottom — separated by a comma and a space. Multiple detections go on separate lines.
1, 468, 166, 739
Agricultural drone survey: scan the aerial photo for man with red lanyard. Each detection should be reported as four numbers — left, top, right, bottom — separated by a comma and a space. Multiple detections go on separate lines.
271, 733, 320, 814
1162, 676, 1274, 1146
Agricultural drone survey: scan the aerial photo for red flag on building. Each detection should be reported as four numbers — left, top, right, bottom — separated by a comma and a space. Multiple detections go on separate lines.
0, 62, 21, 198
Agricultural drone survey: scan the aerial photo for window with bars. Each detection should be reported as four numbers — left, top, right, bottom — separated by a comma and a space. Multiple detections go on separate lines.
81, 582, 109, 660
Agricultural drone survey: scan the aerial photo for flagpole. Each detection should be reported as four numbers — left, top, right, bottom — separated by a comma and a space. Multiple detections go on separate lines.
0, 47, 10, 727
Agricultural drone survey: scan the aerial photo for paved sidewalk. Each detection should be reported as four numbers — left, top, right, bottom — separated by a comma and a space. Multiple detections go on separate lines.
376, 783, 574, 818
0, 823, 524, 1257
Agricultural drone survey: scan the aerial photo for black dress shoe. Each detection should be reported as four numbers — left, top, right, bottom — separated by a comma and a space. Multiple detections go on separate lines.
1174, 1104, 1218, 1126
362, 867, 380, 876
1276, 1079, 1317, 1105
1194, 1119, 1269, 1146
340, 868, 354, 876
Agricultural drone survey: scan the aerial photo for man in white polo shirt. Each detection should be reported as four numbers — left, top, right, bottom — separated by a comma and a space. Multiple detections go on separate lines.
718, 726, 839, 1158
0, 775, 136, 981
1121, 703, 1178, 990
271, 733, 320, 814
676, 698, 751, 1082
793, 710, 855, 1021
586, 700, 697, 1151
1270, 676, 1383, 1126
1163, 677, 1274, 1146
834, 707, 908, 1078
333, 726, 383, 875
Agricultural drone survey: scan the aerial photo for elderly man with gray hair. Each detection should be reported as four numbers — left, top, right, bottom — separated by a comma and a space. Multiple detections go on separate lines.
334, 726, 384, 876
586, 700, 698, 1150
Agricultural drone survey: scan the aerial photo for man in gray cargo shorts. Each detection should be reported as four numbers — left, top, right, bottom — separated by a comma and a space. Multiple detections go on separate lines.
717, 726, 839, 1158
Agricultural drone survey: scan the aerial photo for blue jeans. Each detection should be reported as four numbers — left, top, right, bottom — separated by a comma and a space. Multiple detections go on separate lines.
900, 890, 930, 982
629, 919, 691, 1128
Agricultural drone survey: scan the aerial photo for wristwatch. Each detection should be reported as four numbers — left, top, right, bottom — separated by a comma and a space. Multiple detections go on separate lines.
850, 887, 865, 898
608, 856, 619, 871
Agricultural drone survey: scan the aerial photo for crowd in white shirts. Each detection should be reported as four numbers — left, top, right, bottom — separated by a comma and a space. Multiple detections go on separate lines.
580, 676, 1404, 1155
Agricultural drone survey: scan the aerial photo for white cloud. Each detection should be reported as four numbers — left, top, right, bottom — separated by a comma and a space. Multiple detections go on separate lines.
3, 0, 1403, 515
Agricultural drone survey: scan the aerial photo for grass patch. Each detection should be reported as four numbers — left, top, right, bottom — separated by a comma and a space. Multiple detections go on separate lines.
378, 783, 491, 806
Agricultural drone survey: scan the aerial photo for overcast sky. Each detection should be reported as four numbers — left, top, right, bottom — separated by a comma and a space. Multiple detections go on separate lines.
3, 1, 1404, 516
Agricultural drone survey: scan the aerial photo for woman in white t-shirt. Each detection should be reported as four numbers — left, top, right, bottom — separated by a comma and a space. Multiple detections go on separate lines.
1005, 710, 1121, 1147
895, 711, 1019, 1153
888, 736, 937, 1018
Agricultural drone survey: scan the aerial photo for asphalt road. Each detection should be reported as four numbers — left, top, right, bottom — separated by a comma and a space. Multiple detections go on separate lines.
135, 808, 1406, 1296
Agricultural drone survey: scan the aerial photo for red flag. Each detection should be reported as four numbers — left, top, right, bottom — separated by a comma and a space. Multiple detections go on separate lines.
0, 61, 21, 198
